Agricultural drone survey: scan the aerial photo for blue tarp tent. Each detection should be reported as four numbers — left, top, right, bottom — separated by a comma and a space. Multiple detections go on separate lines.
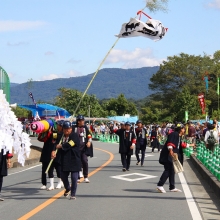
108, 116, 138, 123
18, 104, 71, 118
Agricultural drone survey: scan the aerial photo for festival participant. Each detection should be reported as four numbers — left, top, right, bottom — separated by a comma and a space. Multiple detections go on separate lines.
157, 123, 193, 193
39, 127, 55, 190
150, 126, 160, 153
114, 121, 136, 171
72, 115, 92, 183
50, 120, 64, 189
0, 150, 13, 201
54, 121, 81, 200
135, 120, 147, 166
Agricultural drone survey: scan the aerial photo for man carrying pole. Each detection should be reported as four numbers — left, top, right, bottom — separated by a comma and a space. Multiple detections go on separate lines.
52, 121, 81, 200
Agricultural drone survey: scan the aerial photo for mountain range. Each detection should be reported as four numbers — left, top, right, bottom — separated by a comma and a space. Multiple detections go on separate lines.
10, 67, 159, 104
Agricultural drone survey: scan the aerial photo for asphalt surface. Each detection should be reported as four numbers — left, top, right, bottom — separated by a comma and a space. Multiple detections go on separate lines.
1, 141, 220, 220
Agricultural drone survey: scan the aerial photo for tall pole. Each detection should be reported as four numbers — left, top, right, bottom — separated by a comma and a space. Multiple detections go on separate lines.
71, 6, 147, 119
218, 76, 219, 112
89, 105, 90, 125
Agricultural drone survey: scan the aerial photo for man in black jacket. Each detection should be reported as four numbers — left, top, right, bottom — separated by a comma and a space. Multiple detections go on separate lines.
114, 121, 136, 171
54, 121, 81, 200
72, 115, 92, 183
135, 120, 147, 166
157, 123, 191, 193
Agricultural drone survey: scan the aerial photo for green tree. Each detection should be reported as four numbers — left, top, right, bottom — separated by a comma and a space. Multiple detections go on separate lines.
146, 0, 168, 12
102, 94, 138, 116
54, 88, 107, 117
148, 52, 219, 121
12, 107, 32, 118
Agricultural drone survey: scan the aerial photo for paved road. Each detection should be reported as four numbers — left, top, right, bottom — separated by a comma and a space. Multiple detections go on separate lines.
1, 141, 220, 220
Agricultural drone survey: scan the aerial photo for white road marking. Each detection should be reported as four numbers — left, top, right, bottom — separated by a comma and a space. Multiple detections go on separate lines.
178, 172, 203, 220
110, 173, 157, 182
8, 164, 42, 176
131, 154, 154, 158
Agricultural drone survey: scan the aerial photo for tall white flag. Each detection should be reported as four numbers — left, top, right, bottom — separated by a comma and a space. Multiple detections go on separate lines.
116, 17, 167, 41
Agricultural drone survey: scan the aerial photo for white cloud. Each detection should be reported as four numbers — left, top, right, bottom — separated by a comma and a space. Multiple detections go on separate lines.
67, 58, 81, 64
207, 0, 220, 9
68, 70, 82, 77
41, 74, 60, 81
7, 41, 28, 46
8, 72, 16, 79
40, 70, 82, 81
105, 47, 163, 68
44, 51, 54, 56
0, 20, 47, 32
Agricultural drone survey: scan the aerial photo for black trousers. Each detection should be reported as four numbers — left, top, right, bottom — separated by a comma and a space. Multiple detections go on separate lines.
157, 162, 175, 190
50, 162, 61, 178
61, 171, 78, 197
80, 151, 88, 178
135, 148, 146, 165
0, 175, 3, 193
121, 153, 131, 170
41, 162, 54, 185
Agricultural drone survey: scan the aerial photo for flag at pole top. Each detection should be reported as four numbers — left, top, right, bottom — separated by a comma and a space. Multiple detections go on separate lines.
116, 11, 167, 41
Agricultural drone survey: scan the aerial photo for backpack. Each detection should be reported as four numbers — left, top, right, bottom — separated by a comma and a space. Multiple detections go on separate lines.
207, 130, 216, 146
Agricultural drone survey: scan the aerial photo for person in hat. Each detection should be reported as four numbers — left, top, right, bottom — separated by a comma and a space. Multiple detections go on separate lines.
38, 124, 56, 190
0, 150, 13, 201
72, 115, 93, 183
135, 120, 148, 166
114, 121, 136, 171
53, 121, 81, 200
157, 123, 194, 193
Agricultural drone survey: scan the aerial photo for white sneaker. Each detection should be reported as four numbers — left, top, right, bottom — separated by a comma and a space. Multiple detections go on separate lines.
40, 185, 47, 190
84, 178, 90, 183
77, 179, 81, 183
156, 186, 166, 193
47, 186, 54, 191
0, 194, 4, 201
170, 188, 182, 192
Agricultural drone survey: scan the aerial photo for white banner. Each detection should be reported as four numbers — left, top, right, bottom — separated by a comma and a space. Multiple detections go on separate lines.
116, 17, 167, 41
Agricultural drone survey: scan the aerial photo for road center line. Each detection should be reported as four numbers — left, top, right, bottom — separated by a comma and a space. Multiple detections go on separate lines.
17, 147, 114, 220
178, 172, 202, 220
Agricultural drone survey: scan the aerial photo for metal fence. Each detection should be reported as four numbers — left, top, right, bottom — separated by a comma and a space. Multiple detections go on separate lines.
0, 66, 10, 103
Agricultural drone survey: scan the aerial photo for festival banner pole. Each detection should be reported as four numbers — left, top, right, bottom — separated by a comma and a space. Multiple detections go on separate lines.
46, 6, 148, 173
71, 6, 147, 118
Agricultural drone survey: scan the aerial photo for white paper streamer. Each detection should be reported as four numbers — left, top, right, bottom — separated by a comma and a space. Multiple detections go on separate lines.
0, 90, 31, 166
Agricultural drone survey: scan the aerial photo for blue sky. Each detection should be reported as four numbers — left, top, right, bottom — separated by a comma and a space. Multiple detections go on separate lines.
0, 0, 220, 83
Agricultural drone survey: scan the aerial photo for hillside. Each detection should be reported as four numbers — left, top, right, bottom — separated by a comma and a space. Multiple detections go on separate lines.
10, 67, 159, 104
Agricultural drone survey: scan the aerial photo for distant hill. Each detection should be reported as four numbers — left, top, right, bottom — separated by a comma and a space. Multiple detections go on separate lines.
10, 83, 19, 87
10, 67, 159, 104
